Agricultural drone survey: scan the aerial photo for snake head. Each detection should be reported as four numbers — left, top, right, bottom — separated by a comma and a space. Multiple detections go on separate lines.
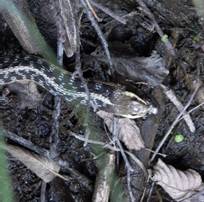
110, 90, 158, 119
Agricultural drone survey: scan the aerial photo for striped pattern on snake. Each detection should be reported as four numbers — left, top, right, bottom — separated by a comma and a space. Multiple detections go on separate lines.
0, 55, 157, 118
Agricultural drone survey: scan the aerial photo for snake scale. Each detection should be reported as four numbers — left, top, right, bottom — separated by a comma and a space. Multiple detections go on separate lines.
0, 55, 157, 118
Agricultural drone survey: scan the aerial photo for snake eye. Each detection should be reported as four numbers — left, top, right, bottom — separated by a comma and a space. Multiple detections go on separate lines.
128, 101, 140, 112
148, 105, 158, 114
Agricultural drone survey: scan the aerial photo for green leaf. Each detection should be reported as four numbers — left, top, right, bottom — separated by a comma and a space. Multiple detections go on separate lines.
174, 133, 184, 143
161, 34, 169, 43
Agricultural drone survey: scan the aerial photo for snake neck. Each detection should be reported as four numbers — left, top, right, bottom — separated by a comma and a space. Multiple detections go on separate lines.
0, 55, 114, 108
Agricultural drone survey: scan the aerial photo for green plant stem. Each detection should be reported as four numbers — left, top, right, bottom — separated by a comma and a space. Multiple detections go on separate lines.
77, 108, 128, 202
0, 129, 13, 202
0, 0, 57, 65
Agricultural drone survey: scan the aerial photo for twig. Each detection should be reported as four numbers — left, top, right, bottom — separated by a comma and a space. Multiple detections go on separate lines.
135, 0, 175, 56
140, 175, 151, 202
4, 130, 49, 157
89, 0, 127, 24
146, 181, 156, 202
161, 84, 196, 132
49, 33, 63, 159
112, 118, 133, 171
179, 101, 204, 121
125, 151, 147, 176
40, 182, 47, 202
70, 131, 119, 150
73, 22, 92, 147
116, 138, 133, 172
127, 169, 135, 202
70, 132, 147, 175
2, 129, 93, 190
84, 0, 101, 21
80, 0, 113, 72
150, 83, 201, 162
144, 148, 167, 158
50, 96, 61, 159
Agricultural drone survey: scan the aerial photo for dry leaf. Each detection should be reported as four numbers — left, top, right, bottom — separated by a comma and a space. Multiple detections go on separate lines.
152, 159, 203, 201
7, 80, 42, 109
109, 52, 168, 87
4, 144, 60, 183
182, 185, 204, 202
55, 0, 78, 57
97, 110, 144, 150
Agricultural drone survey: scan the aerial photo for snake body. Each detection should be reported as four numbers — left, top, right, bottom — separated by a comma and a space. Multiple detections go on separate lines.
0, 55, 157, 118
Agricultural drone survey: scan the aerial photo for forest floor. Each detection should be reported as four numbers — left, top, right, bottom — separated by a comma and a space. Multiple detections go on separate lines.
0, 0, 204, 201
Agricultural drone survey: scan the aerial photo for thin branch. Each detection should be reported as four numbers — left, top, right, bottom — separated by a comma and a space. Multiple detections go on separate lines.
84, 0, 101, 21
112, 118, 133, 171
125, 151, 147, 176
70, 132, 147, 175
49, 37, 63, 159
70, 131, 119, 151
127, 169, 136, 202
161, 84, 195, 132
179, 101, 204, 121
80, 0, 113, 72
2, 129, 93, 190
116, 138, 133, 171
89, 0, 127, 24
73, 20, 93, 147
140, 175, 151, 202
49, 95, 61, 159
4, 130, 49, 157
146, 181, 156, 202
150, 83, 201, 162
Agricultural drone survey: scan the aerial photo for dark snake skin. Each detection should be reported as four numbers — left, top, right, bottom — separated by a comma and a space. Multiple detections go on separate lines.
0, 55, 157, 118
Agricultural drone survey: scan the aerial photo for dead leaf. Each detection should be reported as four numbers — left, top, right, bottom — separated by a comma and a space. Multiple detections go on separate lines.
55, 0, 78, 57
4, 144, 60, 183
6, 81, 42, 109
97, 110, 144, 150
182, 185, 204, 202
152, 159, 203, 201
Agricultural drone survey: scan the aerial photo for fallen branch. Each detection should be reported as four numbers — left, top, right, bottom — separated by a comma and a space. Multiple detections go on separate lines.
92, 153, 115, 202
161, 84, 196, 133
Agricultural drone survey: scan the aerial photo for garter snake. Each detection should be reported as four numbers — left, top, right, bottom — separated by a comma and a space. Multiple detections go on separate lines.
0, 55, 157, 118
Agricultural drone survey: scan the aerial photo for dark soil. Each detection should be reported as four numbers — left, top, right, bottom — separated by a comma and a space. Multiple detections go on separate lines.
1, 0, 204, 201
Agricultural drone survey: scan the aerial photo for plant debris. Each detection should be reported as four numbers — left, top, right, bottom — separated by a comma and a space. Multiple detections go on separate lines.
152, 159, 203, 201
3, 144, 60, 183
97, 110, 145, 151
0, 0, 204, 201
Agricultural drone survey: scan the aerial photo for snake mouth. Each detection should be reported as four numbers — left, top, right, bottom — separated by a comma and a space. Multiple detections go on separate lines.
114, 104, 158, 119
107, 90, 158, 118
